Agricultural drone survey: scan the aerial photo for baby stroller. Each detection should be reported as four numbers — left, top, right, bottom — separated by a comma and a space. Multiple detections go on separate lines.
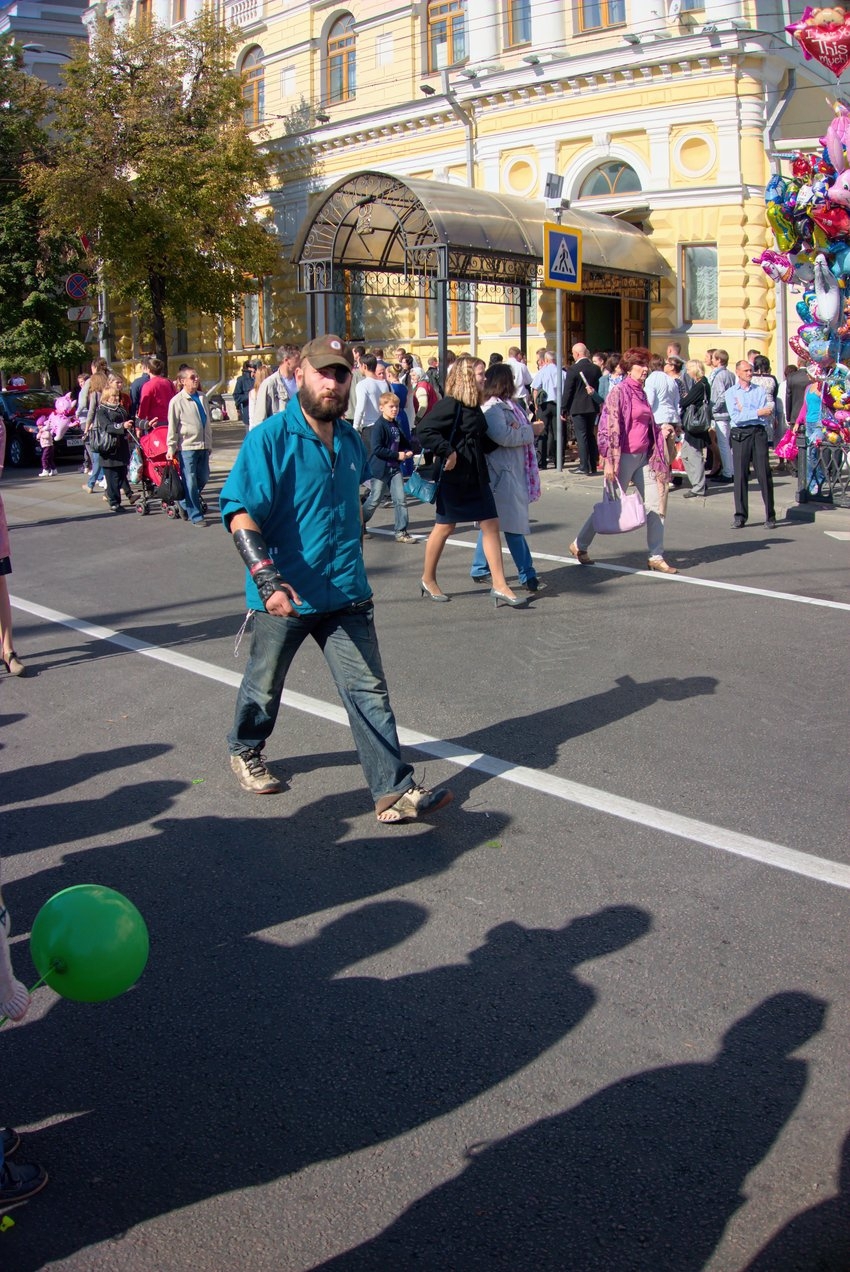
129, 423, 183, 518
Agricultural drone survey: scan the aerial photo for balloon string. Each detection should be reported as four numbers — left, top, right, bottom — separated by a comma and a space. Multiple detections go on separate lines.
0, 968, 57, 1029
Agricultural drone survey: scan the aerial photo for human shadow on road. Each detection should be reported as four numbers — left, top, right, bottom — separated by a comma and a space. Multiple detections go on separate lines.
312, 991, 827, 1272
742, 1126, 850, 1272
0, 743, 171, 808
442, 674, 717, 777
3, 804, 650, 1270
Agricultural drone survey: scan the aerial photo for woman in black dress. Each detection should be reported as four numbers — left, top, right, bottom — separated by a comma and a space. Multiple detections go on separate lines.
417, 355, 524, 606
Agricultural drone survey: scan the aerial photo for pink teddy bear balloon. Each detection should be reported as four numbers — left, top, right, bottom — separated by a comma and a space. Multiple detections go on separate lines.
829, 167, 850, 206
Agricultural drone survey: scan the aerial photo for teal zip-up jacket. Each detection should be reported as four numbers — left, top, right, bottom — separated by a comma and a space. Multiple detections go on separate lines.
220, 395, 371, 615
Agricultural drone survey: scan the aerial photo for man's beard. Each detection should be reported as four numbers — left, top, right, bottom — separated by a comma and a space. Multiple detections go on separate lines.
299, 380, 349, 423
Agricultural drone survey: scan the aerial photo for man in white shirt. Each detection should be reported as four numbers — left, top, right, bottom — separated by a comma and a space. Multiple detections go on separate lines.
255, 345, 301, 423
506, 346, 532, 408
352, 354, 385, 453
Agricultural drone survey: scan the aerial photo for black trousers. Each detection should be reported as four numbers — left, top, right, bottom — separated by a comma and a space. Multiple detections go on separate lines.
536, 404, 557, 469
571, 411, 599, 475
103, 464, 128, 508
731, 426, 774, 521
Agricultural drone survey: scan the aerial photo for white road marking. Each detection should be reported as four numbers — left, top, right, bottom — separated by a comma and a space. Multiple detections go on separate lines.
824, 531, 850, 541
11, 596, 850, 892
368, 529, 850, 612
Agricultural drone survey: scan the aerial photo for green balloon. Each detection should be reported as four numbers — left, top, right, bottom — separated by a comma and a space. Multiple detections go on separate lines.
30, 885, 149, 1004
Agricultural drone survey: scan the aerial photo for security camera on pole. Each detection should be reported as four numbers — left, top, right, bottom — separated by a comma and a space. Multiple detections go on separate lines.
543, 173, 582, 471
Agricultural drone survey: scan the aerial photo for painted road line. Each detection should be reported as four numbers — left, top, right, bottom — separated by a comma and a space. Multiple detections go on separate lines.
367, 528, 850, 612
11, 595, 850, 892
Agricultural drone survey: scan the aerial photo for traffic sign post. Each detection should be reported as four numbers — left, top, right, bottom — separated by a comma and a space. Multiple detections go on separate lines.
542, 222, 583, 469
543, 223, 582, 291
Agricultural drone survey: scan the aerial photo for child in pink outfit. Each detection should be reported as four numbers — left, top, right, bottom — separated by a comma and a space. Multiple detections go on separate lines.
36, 393, 75, 477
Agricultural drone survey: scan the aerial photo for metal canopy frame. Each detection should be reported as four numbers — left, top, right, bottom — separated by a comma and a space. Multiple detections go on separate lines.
292, 170, 668, 364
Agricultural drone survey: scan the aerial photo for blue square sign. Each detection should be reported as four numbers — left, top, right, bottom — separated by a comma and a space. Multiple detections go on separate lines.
543, 223, 582, 291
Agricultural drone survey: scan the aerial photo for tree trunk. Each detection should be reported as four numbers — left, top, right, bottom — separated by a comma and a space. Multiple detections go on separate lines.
149, 271, 168, 373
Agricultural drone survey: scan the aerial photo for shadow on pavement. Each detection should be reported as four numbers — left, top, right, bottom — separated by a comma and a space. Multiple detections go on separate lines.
3, 789, 650, 1270
312, 992, 828, 1272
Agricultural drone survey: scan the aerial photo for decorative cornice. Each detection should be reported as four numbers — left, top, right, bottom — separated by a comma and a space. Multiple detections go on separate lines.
270, 36, 797, 166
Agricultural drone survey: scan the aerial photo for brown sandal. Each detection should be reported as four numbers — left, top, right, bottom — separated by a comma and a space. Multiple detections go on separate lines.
568, 541, 594, 566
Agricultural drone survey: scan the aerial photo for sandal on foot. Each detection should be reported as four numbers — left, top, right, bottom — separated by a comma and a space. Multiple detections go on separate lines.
568, 541, 594, 566
376, 783, 453, 824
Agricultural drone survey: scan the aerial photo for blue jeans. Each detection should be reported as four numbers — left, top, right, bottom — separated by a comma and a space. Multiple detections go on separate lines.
362, 472, 408, 534
470, 530, 536, 584
178, 449, 210, 523
85, 449, 103, 488
228, 602, 414, 804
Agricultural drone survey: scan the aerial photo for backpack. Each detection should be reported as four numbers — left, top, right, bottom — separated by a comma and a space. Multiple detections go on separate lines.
415, 378, 439, 421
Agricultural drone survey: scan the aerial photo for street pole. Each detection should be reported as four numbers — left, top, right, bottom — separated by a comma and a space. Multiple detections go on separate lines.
554, 206, 564, 472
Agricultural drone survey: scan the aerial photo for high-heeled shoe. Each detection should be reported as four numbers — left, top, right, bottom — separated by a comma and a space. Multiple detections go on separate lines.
489, 589, 527, 608
3, 651, 25, 676
420, 581, 450, 602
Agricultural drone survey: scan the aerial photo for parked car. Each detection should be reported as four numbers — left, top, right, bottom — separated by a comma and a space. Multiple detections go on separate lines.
0, 389, 86, 468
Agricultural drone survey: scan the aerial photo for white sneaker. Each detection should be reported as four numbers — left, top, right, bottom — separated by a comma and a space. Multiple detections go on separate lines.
96, 478, 107, 489
38, 470, 48, 478
49, 469, 58, 476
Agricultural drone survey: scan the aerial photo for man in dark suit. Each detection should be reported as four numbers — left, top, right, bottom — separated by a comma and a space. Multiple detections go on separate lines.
784, 363, 809, 431
233, 360, 257, 429
129, 356, 150, 418
562, 342, 602, 476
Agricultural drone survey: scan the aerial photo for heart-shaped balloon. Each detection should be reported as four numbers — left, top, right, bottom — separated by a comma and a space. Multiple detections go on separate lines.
811, 202, 850, 237
789, 17, 850, 75
793, 153, 815, 181
789, 336, 812, 363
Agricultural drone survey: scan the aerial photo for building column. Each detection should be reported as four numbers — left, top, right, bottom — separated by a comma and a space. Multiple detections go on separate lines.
646, 124, 671, 189
530, 0, 565, 56
467, 0, 500, 64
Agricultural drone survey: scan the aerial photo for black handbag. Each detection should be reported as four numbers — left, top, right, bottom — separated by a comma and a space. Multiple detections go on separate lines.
158, 461, 185, 502
87, 421, 119, 457
683, 395, 711, 437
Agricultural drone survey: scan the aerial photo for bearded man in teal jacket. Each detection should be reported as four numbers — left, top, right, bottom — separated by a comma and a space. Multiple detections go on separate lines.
220, 335, 451, 825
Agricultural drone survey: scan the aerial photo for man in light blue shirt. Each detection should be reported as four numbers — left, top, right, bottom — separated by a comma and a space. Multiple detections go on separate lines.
531, 351, 566, 469
725, 360, 776, 529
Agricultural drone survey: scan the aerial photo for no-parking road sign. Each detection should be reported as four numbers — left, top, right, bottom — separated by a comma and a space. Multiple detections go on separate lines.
65, 272, 90, 300
543, 223, 582, 291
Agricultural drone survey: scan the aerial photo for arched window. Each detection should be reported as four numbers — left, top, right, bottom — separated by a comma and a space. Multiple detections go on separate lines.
578, 161, 641, 199
327, 15, 356, 103
241, 47, 265, 129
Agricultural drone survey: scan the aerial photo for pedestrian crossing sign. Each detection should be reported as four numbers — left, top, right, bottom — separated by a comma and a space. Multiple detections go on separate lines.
543, 223, 582, 291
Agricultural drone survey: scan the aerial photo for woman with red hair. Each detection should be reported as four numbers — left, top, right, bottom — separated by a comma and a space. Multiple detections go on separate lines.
569, 347, 678, 573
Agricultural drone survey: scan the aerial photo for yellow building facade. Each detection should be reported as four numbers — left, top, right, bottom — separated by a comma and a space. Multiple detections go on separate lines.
93, 0, 834, 385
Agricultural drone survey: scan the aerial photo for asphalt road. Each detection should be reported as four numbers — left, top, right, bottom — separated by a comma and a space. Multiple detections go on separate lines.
0, 442, 847, 1272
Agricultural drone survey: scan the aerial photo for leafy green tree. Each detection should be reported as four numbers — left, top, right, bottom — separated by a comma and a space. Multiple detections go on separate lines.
0, 38, 88, 380
29, 12, 281, 370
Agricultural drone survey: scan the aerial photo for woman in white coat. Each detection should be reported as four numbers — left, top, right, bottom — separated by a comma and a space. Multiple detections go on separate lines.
469, 363, 546, 591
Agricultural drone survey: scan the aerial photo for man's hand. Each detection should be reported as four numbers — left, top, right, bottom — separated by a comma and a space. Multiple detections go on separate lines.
398, 450, 413, 461
443, 450, 458, 471
166, 448, 176, 461
264, 583, 303, 618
